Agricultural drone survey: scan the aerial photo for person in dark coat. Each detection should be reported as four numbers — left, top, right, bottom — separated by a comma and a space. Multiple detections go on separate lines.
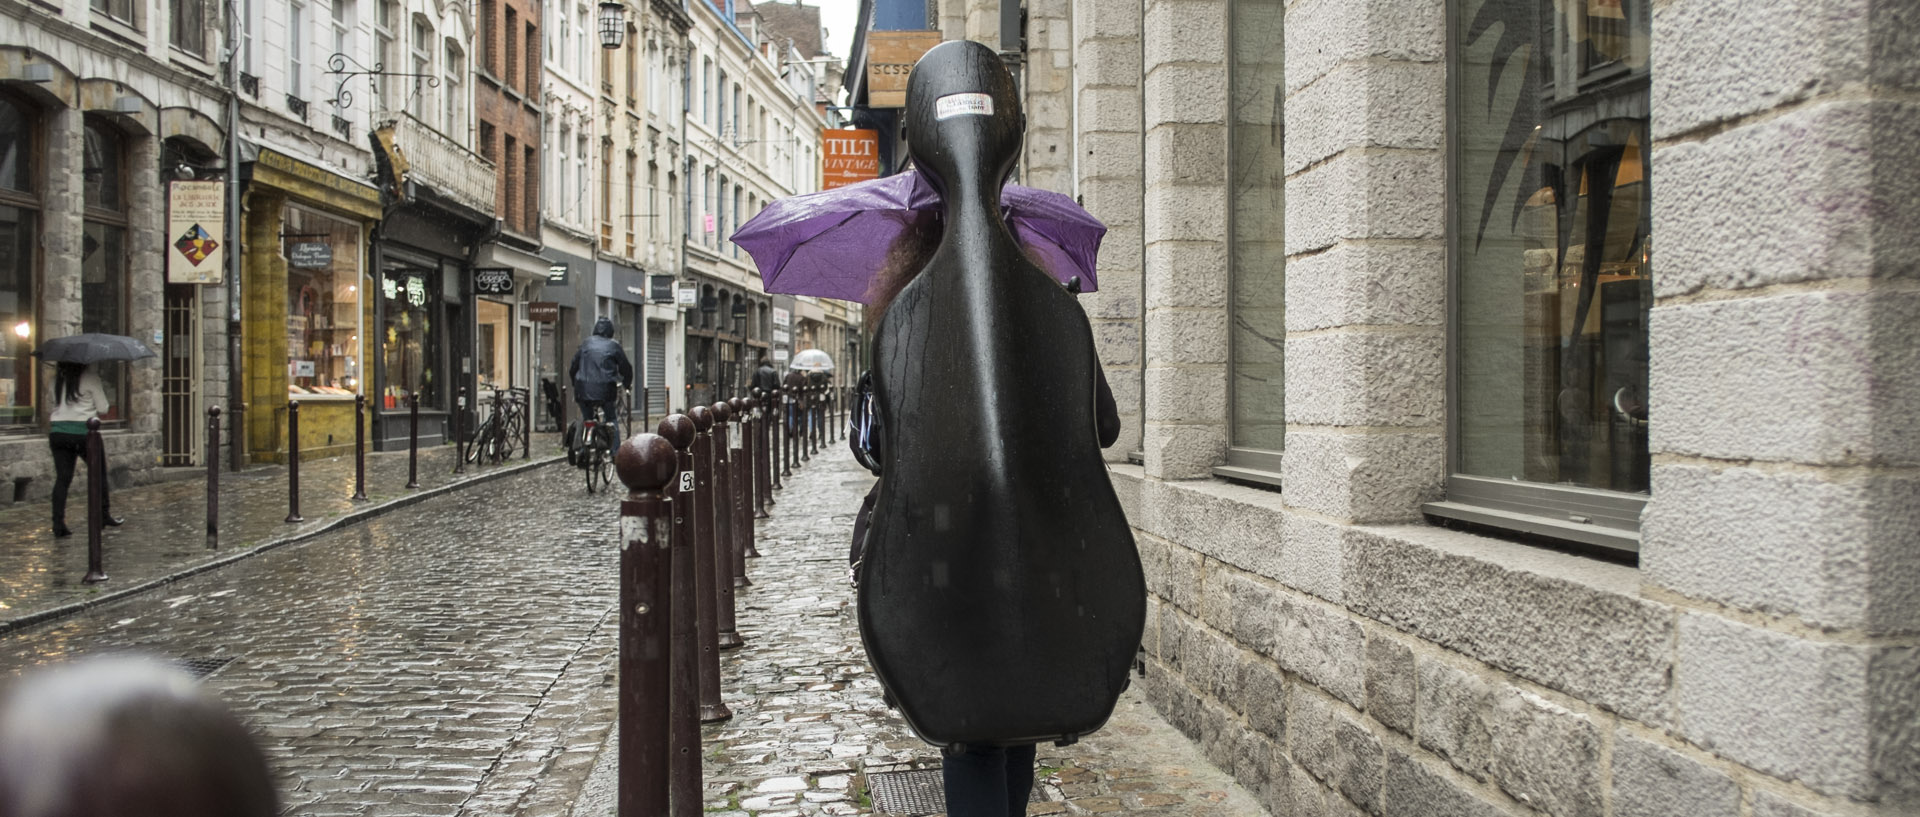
752, 356, 781, 396
569, 316, 634, 443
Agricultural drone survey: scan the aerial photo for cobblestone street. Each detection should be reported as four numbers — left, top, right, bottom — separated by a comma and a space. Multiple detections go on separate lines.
0, 440, 1261, 817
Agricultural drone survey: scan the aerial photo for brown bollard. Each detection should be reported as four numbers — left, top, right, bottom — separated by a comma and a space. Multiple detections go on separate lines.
522, 389, 533, 459
655, 415, 703, 817
828, 385, 838, 444
685, 405, 732, 723
749, 393, 770, 521
727, 399, 756, 577
710, 401, 745, 649
83, 417, 107, 584
353, 394, 369, 501
774, 388, 790, 482
207, 406, 221, 540
615, 432, 677, 817
800, 385, 813, 463
406, 393, 421, 489
735, 397, 763, 558
285, 400, 305, 523
453, 387, 466, 475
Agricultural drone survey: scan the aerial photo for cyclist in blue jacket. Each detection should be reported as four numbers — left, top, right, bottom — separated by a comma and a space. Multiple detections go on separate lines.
569, 316, 634, 445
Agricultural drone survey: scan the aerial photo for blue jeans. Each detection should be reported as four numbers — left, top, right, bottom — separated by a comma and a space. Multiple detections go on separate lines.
942, 743, 1036, 817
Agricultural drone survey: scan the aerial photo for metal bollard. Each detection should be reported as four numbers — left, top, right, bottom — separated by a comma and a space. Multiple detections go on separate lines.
710, 401, 744, 649
614, 432, 677, 817
800, 385, 813, 463
207, 406, 221, 540
83, 417, 107, 584
406, 394, 421, 489
749, 393, 770, 521
656, 415, 703, 816
353, 394, 368, 501
523, 389, 533, 459
760, 390, 777, 504
729, 398, 758, 573
82, 417, 108, 571
685, 406, 731, 723
285, 400, 305, 524
453, 387, 466, 475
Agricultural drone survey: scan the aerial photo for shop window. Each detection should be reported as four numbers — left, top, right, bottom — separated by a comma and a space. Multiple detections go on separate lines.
1432, 0, 1652, 551
1217, 0, 1285, 483
477, 298, 511, 390
381, 261, 440, 409
0, 96, 37, 432
283, 206, 363, 398
81, 118, 128, 426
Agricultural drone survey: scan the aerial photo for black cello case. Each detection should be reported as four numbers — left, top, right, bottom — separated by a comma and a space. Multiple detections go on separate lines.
855, 40, 1147, 751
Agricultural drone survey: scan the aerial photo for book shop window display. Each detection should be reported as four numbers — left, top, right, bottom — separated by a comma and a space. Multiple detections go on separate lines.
283, 206, 363, 398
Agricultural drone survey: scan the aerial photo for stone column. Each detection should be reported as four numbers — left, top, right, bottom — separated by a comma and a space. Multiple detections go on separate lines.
1640, 0, 1920, 810
127, 133, 164, 437
1278, 0, 1445, 522
1021, 0, 1075, 194
1139, 0, 1226, 479
41, 107, 85, 343
1074, 0, 1144, 462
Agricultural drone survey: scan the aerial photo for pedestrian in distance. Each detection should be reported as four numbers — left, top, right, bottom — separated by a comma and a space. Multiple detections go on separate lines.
0, 654, 279, 817
568, 316, 635, 452
848, 41, 1135, 817
45, 361, 123, 538
753, 355, 781, 397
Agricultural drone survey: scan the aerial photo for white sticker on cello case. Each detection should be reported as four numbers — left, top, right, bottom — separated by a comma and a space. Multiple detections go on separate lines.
935, 93, 994, 120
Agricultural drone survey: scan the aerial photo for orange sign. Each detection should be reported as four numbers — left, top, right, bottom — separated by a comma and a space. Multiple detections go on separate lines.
822, 129, 881, 189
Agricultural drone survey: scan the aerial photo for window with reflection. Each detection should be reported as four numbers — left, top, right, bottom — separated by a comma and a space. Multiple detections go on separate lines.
381, 260, 440, 410
1451, 0, 1652, 506
0, 95, 37, 431
82, 118, 128, 424
284, 207, 363, 397
1225, 0, 1285, 473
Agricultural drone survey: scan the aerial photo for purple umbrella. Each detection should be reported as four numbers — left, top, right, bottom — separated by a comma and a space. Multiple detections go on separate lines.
731, 169, 1106, 303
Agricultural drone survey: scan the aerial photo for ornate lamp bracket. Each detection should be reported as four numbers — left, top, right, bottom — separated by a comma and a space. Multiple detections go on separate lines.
326, 52, 441, 111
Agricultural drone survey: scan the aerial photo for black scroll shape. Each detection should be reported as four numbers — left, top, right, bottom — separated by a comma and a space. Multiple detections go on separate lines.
855, 39, 1146, 751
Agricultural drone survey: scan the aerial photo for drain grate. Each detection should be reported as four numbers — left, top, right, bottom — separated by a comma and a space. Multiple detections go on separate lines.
175, 657, 235, 679
866, 768, 1043, 816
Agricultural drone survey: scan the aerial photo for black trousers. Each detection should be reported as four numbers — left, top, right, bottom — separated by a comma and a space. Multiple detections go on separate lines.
48, 432, 109, 525
942, 743, 1037, 817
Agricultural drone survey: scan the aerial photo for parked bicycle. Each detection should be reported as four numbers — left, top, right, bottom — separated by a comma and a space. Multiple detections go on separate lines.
465, 386, 528, 466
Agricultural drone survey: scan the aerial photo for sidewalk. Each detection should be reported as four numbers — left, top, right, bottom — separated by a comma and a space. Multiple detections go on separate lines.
566, 440, 1267, 817
0, 432, 567, 634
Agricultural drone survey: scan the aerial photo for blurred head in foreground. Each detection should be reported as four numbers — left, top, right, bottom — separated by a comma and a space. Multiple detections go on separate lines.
0, 655, 277, 817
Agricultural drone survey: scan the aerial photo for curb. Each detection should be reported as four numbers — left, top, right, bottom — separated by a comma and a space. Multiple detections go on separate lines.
0, 455, 567, 637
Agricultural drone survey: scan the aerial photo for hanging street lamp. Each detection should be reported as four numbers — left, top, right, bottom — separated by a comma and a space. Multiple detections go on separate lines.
598, 2, 627, 49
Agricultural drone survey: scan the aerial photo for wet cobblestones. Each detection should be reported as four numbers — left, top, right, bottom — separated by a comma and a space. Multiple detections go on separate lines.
1, 434, 1264, 817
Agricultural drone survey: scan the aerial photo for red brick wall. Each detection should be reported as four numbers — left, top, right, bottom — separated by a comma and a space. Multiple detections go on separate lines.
474, 0, 542, 238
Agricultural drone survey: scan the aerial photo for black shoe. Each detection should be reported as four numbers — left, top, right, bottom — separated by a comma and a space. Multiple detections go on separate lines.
52, 524, 72, 538
103, 515, 125, 527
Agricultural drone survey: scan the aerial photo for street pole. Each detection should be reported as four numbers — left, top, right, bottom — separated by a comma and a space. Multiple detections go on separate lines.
615, 433, 676, 817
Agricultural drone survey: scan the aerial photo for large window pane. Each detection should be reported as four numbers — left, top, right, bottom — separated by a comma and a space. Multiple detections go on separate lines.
1453, 0, 1651, 495
81, 221, 126, 421
284, 207, 363, 396
382, 262, 440, 410
1228, 0, 1284, 457
0, 97, 29, 192
0, 206, 33, 429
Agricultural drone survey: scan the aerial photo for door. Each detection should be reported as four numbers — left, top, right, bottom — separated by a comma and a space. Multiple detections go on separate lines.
162, 284, 199, 465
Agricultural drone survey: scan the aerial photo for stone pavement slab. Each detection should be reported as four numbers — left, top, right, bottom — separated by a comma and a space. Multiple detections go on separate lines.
0, 432, 566, 633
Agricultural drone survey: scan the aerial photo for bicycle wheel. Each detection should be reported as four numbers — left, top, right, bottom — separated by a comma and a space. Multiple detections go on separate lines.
465, 418, 494, 464
593, 426, 615, 489
585, 443, 602, 493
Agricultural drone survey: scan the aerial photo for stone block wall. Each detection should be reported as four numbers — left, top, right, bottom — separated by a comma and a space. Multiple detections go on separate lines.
1066, 0, 1920, 814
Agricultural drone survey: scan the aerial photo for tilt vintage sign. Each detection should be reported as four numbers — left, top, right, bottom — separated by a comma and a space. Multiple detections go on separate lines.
167, 181, 225, 284
866, 31, 943, 108
822, 129, 880, 189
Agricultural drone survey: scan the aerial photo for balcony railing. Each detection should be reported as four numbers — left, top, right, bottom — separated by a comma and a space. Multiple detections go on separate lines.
382, 112, 496, 216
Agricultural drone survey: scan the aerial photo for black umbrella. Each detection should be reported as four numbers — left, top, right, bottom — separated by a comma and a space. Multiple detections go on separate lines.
35, 333, 157, 364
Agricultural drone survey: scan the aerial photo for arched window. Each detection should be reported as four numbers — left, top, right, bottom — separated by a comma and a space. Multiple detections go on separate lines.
0, 93, 40, 431
81, 116, 129, 424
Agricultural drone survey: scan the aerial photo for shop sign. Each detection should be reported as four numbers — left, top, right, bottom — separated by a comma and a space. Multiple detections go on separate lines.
529, 301, 560, 322
167, 181, 225, 284
405, 275, 427, 307
866, 31, 944, 108
773, 307, 790, 328
649, 274, 675, 303
289, 242, 332, 269
676, 283, 698, 307
773, 328, 790, 345
474, 267, 515, 295
773, 348, 789, 364
547, 263, 569, 284
822, 129, 880, 189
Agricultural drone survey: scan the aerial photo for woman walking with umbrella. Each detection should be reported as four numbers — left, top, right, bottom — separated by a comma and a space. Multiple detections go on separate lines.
45, 361, 124, 537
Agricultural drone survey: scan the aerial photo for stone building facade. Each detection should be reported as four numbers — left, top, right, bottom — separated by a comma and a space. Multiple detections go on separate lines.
1046, 0, 1919, 816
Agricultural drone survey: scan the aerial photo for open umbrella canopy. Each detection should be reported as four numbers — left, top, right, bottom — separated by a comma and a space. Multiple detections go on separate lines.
731, 169, 1105, 303
789, 349, 835, 372
35, 333, 156, 365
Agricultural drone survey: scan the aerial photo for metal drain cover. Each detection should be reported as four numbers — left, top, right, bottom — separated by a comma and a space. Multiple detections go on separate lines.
175, 657, 235, 679
866, 768, 1043, 815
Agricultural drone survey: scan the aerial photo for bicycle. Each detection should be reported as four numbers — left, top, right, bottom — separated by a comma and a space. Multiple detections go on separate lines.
579, 403, 616, 493
465, 387, 529, 466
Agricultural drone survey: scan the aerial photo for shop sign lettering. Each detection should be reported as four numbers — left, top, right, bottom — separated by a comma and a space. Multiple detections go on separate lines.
474, 267, 515, 295
289, 242, 332, 269
405, 276, 427, 307
167, 181, 225, 284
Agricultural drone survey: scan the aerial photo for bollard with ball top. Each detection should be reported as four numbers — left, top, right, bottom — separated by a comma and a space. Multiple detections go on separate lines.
729, 398, 759, 572
615, 431, 677, 817
685, 406, 732, 723
710, 401, 745, 649
655, 414, 703, 816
